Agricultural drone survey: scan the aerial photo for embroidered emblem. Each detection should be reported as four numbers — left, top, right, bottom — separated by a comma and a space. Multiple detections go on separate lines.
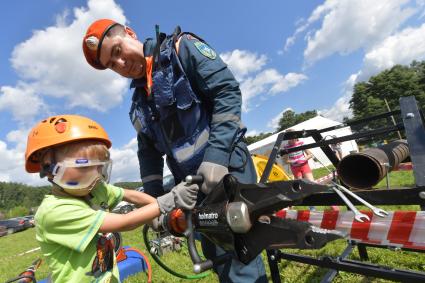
194, 41, 216, 59
86, 36, 99, 51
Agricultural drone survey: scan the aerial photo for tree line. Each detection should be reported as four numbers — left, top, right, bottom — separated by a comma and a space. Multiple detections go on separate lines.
0, 181, 143, 218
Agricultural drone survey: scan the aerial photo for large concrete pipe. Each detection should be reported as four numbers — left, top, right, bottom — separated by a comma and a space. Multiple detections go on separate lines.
337, 140, 409, 189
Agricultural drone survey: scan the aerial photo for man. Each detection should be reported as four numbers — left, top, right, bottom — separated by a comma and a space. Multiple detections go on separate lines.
82, 19, 267, 282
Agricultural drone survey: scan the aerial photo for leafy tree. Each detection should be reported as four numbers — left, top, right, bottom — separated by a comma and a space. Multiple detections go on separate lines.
6, 206, 30, 218
245, 132, 273, 145
0, 182, 51, 214
350, 61, 425, 142
276, 109, 317, 132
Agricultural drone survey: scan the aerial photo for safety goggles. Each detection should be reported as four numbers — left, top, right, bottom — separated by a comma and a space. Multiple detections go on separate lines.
51, 158, 112, 190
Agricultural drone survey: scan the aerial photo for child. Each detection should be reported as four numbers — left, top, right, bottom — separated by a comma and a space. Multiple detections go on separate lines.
25, 115, 198, 283
282, 129, 316, 211
282, 129, 314, 182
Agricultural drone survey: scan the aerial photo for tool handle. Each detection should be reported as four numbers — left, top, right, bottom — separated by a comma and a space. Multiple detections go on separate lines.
185, 175, 204, 185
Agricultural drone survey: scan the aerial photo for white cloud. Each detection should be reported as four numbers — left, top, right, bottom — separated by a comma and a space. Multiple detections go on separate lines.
220, 49, 267, 81
323, 22, 425, 122
0, 0, 136, 185
270, 73, 308, 94
0, 84, 47, 125
287, 0, 416, 65
359, 23, 425, 80
221, 50, 307, 112
319, 94, 352, 121
267, 107, 293, 130
7, 0, 128, 118
0, 128, 50, 185
239, 70, 307, 112
284, 0, 335, 52
302, 1, 424, 122
109, 138, 140, 183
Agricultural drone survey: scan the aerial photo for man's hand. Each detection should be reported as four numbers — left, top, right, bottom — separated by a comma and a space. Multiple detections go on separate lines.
156, 181, 199, 213
196, 161, 229, 195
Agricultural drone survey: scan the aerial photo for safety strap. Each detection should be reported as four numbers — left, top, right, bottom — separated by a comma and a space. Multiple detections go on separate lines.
152, 25, 182, 71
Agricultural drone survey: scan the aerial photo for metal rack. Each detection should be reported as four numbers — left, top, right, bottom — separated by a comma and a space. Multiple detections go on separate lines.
260, 96, 425, 282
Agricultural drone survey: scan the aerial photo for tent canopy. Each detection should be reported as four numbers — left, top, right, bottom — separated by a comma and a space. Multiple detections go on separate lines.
248, 115, 358, 170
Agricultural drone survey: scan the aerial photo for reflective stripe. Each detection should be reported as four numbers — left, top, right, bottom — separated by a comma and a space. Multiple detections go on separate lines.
211, 114, 241, 125
174, 129, 209, 162
131, 109, 143, 133
142, 174, 163, 183
133, 119, 142, 133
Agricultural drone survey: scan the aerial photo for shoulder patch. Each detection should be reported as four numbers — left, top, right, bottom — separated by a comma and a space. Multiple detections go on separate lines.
194, 41, 216, 60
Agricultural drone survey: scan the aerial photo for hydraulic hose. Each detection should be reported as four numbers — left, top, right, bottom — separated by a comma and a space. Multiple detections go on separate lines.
142, 225, 211, 279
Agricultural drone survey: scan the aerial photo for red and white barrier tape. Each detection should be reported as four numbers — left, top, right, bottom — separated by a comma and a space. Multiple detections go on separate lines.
315, 172, 336, 184
393, 162, 413, 171
275, 209, 425, 250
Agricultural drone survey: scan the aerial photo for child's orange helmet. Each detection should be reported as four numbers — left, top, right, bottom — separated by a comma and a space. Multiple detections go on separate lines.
25, 115, 112, 173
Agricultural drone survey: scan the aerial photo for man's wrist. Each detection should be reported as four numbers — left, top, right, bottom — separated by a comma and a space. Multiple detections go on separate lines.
157, 192, 175, 214
202, 147, 230, 167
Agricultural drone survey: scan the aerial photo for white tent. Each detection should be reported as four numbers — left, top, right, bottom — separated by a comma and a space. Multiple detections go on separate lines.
248, 116, 358, 172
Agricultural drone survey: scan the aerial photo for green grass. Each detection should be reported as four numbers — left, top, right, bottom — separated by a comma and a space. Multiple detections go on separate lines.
2, 226, 425, 283
0, 169, 422, 282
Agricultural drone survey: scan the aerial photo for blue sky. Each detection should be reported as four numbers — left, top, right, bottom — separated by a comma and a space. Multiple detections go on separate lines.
1, 0, 425, 185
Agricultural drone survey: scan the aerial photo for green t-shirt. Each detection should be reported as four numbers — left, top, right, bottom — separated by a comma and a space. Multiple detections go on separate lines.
35, 182, 124, 283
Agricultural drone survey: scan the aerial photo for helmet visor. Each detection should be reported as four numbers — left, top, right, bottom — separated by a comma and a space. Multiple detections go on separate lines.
52, 158, 112, 190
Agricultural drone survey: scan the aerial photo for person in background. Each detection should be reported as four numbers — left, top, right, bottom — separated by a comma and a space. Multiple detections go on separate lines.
282, 129, 316, 211
330, 135, 343, 160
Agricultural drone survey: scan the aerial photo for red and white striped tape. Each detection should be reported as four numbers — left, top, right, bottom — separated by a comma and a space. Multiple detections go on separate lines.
315, 172, 336, 184
275, 209, 425, 250
393, 162, 413, 171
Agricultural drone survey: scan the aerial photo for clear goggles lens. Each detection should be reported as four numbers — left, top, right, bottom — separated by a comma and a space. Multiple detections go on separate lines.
52, 158, 112, 190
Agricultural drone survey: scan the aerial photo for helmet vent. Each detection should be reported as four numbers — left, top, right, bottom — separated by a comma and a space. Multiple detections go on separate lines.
55, 118, 67, 124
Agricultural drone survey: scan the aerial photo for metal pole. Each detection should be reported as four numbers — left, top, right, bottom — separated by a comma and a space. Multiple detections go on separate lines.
384, 98, 403, 140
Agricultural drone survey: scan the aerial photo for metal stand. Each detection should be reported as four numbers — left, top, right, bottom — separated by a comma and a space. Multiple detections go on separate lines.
260, 96, 425, 282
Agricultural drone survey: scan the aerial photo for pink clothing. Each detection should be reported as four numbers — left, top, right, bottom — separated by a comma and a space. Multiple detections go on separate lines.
284, 140, 308, 167
290, 162, 312, 179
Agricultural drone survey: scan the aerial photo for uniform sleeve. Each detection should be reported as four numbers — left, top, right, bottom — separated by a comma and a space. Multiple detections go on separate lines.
42, 201, 105, 253
137, 133, 165, 198
177, 34, 243, 167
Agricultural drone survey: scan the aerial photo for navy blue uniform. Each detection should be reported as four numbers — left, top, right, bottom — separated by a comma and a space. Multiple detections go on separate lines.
130, 31, 266, 283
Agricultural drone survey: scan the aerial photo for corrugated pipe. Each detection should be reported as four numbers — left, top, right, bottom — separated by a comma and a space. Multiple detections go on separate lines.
337, 140, 409, 189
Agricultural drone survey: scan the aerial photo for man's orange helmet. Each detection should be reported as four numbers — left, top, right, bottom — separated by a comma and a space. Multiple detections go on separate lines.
25, 115, 112, 173
82, 19, 119, 70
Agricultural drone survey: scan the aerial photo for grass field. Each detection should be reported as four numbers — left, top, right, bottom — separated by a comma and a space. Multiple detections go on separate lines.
1, 170, 424, 282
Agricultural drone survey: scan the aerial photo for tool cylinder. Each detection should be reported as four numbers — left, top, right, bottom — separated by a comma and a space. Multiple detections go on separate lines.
337, 140, 409, 189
